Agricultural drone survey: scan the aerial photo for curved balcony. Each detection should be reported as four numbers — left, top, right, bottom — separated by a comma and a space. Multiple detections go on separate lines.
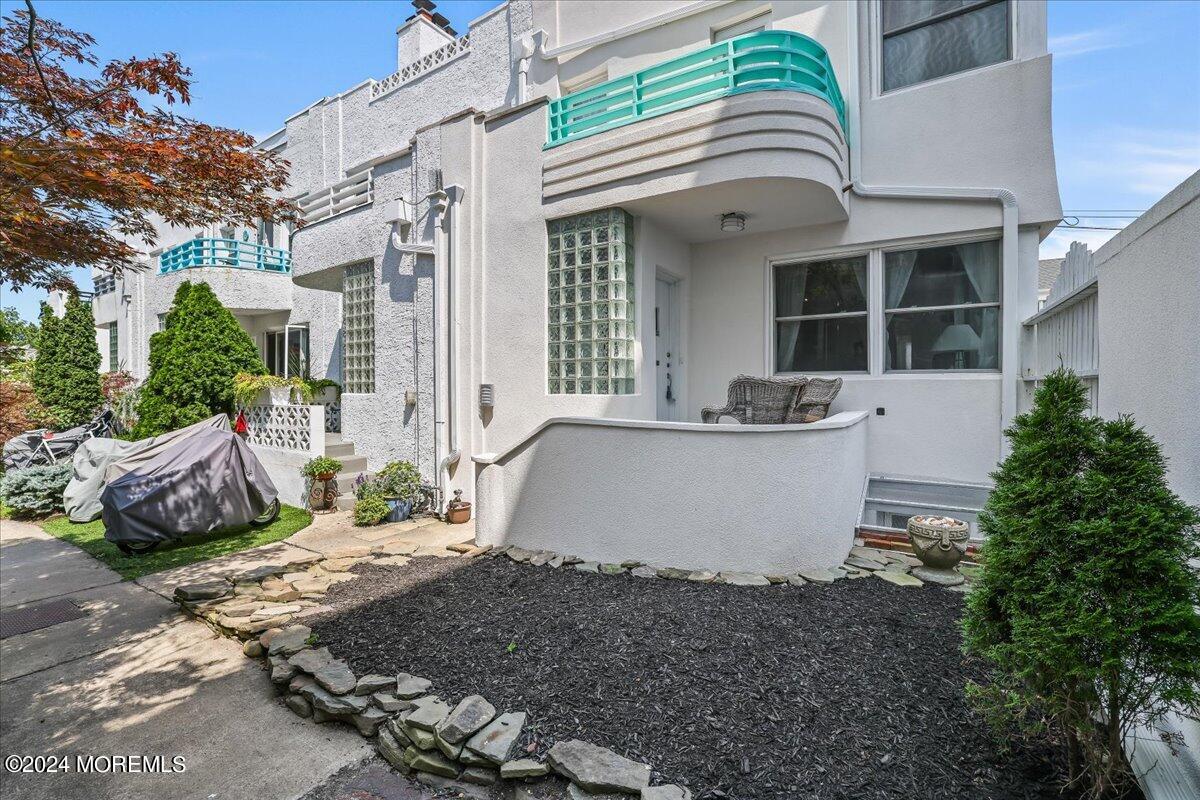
546, 30, 846, 148
158, 238, 291, 275
541, 31, 849, 233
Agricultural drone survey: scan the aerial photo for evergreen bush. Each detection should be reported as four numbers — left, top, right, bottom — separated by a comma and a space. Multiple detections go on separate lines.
32, 297, 102, 428
134, 282, 266, 437
0, 464, 72, 517
963, 368, 1200, 797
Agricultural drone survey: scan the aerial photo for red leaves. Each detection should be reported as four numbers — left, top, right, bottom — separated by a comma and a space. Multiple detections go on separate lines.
0, 4, 298, 291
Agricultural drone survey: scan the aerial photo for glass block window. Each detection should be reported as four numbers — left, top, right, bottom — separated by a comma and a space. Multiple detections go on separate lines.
108, 323, 119, 371
547, 209, 635, 395
342, 262, 375, 393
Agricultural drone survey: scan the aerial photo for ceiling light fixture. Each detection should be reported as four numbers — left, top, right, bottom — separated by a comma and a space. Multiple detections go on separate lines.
720, 212, 746, 233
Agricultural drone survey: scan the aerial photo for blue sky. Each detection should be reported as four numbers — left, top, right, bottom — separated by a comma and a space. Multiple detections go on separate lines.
4, 0, 1198, 320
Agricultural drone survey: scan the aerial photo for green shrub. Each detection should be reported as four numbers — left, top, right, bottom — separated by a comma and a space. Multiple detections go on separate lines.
353, 495, 390, 527
373, 460, 422, 502
135, 282, 265, 437
32, 297, 102, 428
0, 464, 72, 517
963, 368, 1200, 798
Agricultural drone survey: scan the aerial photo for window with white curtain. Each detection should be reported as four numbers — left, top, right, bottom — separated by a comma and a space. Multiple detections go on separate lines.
881, 0, 1009, 92
884, 240, 1001, 371
774, 256, 869, 373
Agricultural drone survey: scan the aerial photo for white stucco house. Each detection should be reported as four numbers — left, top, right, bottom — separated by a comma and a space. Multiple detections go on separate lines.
96, 0, 1079, 571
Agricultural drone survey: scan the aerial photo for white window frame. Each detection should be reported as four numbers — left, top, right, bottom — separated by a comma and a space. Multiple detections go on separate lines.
881, 237, 1003, 374
711, 8, 771, 43
874, 0, 1013, 97
560, 67, 609, 96
771, 253, 872, 376
764, 232, 1004, 378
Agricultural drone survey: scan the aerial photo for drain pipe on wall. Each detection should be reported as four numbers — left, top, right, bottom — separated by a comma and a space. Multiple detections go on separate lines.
432, 185, 462, 513
845, 7, 1021, 439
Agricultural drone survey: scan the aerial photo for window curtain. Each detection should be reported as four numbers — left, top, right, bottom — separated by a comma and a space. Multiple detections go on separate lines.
776, 266, 808, 371
885, 251, 918, 308
956, 241, 1000, 367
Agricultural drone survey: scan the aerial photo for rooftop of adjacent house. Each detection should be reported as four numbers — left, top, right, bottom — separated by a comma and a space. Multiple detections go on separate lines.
1038, 258, 1063, 299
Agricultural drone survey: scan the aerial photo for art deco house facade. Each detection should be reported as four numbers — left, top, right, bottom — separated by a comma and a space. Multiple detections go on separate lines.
96, 1, 1064, 560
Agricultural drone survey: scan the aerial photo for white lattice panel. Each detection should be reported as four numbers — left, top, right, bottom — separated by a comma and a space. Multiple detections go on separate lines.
247, 404, 313, 452
371, 34, 471, 101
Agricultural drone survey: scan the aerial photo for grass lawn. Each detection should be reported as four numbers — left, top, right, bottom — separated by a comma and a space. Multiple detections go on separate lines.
40, 504, 313, 581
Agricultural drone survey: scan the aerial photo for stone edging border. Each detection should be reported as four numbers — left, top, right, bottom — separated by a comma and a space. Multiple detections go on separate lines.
171, 540, 976, 798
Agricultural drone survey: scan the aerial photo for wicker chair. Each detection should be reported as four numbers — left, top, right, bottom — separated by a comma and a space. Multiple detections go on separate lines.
785, 377, 843, 424
701, 375, 843, 424
700, 375, 808, 424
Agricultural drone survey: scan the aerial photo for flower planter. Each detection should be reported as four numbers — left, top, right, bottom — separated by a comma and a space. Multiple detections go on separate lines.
308, 477, 338, 512
315, 471, 337, 482
384, 498, 414, 523
267, 386, 292, 406
446, 501, 472, 524
906, 515, 969, 586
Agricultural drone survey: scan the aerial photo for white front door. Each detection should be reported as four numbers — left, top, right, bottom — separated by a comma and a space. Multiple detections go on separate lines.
655, 276, 680, 421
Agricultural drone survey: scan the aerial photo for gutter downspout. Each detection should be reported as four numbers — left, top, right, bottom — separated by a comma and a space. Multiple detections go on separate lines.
432, 186, 462, 513
845, 6, 1020, 443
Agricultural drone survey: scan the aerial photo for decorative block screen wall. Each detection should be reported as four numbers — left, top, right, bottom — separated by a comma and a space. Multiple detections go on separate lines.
342, 262, 375, 394
548, 209, 635, 394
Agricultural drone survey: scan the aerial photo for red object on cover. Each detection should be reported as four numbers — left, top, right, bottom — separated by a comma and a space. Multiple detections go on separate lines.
233, 411, 249, 435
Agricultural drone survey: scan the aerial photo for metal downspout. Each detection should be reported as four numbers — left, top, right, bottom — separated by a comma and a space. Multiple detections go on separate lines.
433, 187, 461, 513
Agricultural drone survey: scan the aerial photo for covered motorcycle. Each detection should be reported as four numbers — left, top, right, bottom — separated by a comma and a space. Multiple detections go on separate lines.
101, 426, 279, 554
64, 414, 228, 523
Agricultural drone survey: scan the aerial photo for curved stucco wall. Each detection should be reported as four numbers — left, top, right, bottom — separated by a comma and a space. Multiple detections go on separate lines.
541, 91, 848, 223
474, 412, 868, 573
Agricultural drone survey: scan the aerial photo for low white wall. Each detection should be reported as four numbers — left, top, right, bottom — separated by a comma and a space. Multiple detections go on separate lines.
249, 444, 309, 509
474, 411, 868, 574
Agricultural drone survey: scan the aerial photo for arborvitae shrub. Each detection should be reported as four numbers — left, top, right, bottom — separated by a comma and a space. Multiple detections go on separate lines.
963, 368, 1200, 797
32, 297, 103, 428
134, 282, 266, 437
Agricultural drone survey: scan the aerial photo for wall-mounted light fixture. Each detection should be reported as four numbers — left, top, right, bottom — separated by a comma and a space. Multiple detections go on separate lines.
720, 212, 746, 233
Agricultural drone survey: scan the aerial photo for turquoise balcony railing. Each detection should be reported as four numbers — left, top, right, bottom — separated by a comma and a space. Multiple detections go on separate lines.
158, 238, 291, 275
546, 30, 846, 148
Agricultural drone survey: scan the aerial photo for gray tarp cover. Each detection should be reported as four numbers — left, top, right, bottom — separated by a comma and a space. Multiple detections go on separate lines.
63, 415, 227, 523
101, 426, 278, 545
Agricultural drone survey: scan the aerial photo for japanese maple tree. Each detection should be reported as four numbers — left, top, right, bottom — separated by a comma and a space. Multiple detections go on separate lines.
0, 1, 297, 292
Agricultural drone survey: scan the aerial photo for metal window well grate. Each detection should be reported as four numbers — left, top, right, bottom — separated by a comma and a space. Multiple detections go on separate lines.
1, 598, 87, 639
858, 474, 992, 540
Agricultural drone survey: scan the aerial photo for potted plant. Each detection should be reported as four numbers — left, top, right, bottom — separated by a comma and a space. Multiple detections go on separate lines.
446, 489, 472, 524
373, 460, 422, 523
233, 373, 314, 407
302, 456, 343, 483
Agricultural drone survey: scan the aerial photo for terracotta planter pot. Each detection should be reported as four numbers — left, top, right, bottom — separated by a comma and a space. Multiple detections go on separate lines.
446, 502, 472, 524
315, 471, 337, 482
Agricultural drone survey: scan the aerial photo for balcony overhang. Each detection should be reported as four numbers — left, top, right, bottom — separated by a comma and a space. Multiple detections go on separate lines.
541, 31, 848, 236
542, 90, 849, 240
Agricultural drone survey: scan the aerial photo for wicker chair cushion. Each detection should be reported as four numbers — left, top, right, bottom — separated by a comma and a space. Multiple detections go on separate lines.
784, 377, 843, 424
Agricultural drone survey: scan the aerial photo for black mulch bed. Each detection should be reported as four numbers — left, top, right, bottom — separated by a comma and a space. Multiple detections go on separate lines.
307, 556, 1076, 800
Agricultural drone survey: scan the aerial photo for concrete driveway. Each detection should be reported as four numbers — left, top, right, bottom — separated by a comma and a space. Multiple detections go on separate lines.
0, 518, 371, 800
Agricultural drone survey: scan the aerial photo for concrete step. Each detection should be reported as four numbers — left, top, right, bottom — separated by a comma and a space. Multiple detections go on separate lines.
325, 442, 356, 458
336, 495, 356, 512
337, 472, 372, 493
325, 433, 344, 446
335, 455, 367, 473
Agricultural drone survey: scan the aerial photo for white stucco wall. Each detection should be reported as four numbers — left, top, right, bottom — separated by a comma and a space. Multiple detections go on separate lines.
1097, 171, 1200, 507
475, 412, 868, 573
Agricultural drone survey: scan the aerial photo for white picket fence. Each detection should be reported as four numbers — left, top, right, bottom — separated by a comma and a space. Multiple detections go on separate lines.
1021, 241, 1100, 413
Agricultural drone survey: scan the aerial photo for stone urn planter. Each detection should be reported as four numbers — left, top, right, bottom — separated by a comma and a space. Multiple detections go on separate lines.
907, 515, 970, 586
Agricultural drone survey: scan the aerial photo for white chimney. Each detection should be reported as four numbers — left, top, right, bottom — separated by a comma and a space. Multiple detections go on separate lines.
396, 0, 456, 71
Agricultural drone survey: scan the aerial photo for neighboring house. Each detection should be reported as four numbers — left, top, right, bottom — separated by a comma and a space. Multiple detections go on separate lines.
1037, 257, 1062, 308
95, 1, 1070, 552
90, 0, 533, 504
